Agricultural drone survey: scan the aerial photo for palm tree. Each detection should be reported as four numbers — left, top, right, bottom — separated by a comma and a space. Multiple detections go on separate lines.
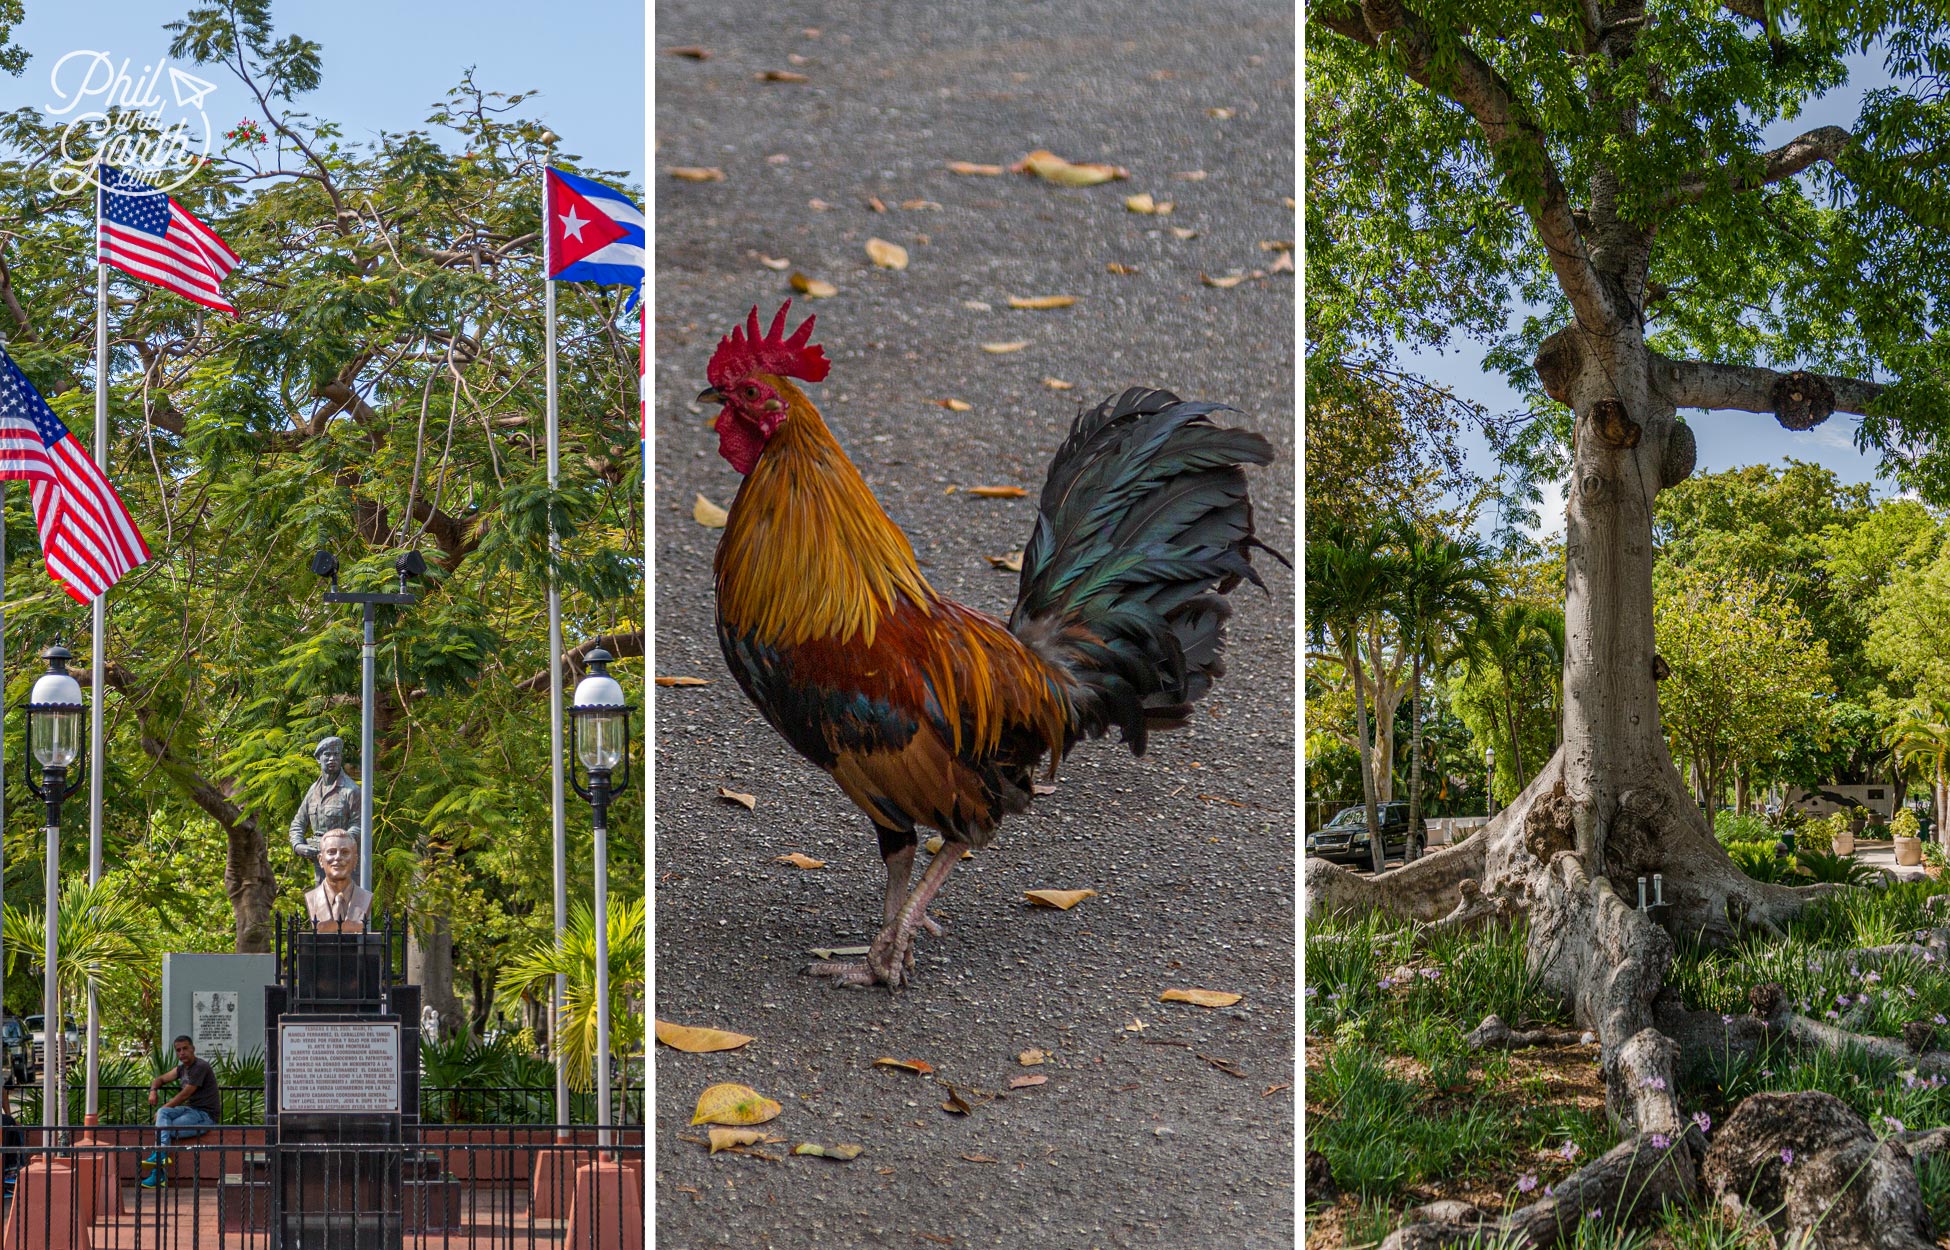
1308, 517, 1402, 872
1390, 520, 1497, 860
1456, 600, 1565, 800
3, 878, 153, 1109
495, 898, 645, 1116
1886, 698, 1950, 848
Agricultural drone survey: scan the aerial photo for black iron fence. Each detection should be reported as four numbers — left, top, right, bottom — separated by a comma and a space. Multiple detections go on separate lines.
0, 1131, 644, 1247
12, 1083, 645, 1127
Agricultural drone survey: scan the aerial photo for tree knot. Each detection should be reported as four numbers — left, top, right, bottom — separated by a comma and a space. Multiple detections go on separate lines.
1589, 399, 1642, 449
1524, 781, 1578, 863
1749, 981, 1783, 1021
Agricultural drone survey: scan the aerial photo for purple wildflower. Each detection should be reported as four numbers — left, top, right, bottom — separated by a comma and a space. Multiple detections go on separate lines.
1826, 1010, 1840, 1020
1517, 1173, 1537, 1194
1721, 1014, 1735, 1025
1692, 1110, 1712, 1135
1638, 1075, 1667, 1091
1781, 1148, 1794, 1165
1421, 967, 1440, 980
1867, 972, 1883, 984
1887, 1116, 1906, 1133
1649, 1132, 1670, 1149
1561, 1140, 1580, 1161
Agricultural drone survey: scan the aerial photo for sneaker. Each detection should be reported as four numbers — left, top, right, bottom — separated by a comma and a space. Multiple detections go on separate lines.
138, 1168, 168, 1189
141, 1152, 172, 1167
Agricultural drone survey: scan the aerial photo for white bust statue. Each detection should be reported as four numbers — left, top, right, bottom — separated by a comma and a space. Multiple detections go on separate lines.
303, 828, 373, 933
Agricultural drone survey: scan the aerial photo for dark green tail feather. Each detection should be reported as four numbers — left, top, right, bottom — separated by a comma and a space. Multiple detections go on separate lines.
1010, 387, 1281, 755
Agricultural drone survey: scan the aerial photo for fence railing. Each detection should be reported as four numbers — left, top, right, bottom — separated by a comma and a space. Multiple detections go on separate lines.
0, 1131, 644, 1248
11, 1083, 645, 1127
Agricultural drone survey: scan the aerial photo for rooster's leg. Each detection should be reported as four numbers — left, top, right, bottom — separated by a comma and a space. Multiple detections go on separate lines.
877, 829, 945, 940
807, 838, 971, 989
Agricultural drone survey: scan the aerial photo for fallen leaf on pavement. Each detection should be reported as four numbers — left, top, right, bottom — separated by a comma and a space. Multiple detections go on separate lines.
980, 341, 1030, 354
793, 1142, 864, 1160
1007, 295, 1076, 309
656, 676, 712, 687
708, 1127, 784, 1153
789, 272, 838, 298
1200, 1054, 1248, 1079
967, 485, 1028, 498
1198, 793, 1246, 807
1018, 1049, 1047, 1066
808, 945, 869, 959
940, 1085, 973, 1115
1159, 988, 1243, 1008
874, 1056, 935, 1075
717, 788, 756, 810
1024, 889, 1096, 910
692, 1083, 783, 1126
1105, 262, 1138, 274
1124, 1018, 1148, 1033
1031, 782, 1057, 796
922, 834, 975, 858
1263, 1083, 1292, 1097
947, 160, 1004, 175
1043, 377, 1073, 389
757, 255, 791, 270
808, 198, 833, 210
1168, 226, 1198, 240
655, 1020, 755, 1053
667, 166, 725, 182
1201, 272, 1247, 289
901, 199, 943, 210
773, 852, 824, 869
693, 494, 729, 527
936, 398, 972, 411
757, 70, 809, 82
1012, 149, 1129, 186
866, 238, 909, 269
1008, 1074, 1048, 1089
961, 1153, 997, 1163
1208, 107, 1235, 119
1124, 193, 1172, 215
663, 45, 711, 58
866, 196, 887, 212
1259, 239, 1294, 252
986, 551, 1023, 572
1174, 169, 1208, 181
1270, 251, 1294, 273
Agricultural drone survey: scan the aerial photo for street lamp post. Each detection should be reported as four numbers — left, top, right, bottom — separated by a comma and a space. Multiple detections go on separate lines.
568, 648, 631, 1151
311, 549, 423, 890
24, 646, 85, 1132
1486, 747, 1497, 820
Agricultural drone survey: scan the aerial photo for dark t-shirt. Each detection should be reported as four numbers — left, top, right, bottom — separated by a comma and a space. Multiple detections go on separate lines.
172, 1058, 220, 1119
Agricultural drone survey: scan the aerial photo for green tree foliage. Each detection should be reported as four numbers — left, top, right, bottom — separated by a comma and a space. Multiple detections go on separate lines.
1654, 571, 1831, 808
0, 2, 640, 1035
495, 896, 642, 1095
1452, 600, 1562, 804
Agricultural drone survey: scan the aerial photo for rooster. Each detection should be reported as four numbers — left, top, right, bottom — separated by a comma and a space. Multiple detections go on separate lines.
699, 302, 1279, 989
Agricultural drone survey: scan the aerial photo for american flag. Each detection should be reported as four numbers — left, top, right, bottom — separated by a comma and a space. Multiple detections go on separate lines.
97, 165, 238, 314
0, 347, 150, 603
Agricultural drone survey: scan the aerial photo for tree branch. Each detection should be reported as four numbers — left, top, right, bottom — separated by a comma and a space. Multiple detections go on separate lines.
1659, 126, 1854, 211
1651, 353, 1882, 428
1314, 0, 1619, 329
516, 630, 645, 693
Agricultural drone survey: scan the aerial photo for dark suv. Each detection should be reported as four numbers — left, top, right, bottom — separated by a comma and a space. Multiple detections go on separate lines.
1306, 801, 1412, 869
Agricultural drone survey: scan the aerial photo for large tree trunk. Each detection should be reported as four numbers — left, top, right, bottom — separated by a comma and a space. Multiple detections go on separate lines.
408, 917, 463, 1039
1348, 639, 1386, 874
1408, 650, 1425, 862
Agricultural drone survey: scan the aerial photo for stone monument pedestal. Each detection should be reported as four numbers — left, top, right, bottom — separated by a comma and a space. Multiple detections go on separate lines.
564, 1158, 643, 1250
1, 1159, 88, 1250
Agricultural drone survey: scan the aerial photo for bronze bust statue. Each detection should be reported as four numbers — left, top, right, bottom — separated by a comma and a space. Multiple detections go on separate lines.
289, 736, 361, 881
304, 828, 373, 932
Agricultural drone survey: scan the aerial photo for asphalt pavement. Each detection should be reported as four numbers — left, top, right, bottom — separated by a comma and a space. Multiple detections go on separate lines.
651, 2, 1296, 1245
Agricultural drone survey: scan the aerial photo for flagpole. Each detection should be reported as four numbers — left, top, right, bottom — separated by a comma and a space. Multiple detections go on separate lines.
543, 151, 570, 1137
85, 235, 107, 1129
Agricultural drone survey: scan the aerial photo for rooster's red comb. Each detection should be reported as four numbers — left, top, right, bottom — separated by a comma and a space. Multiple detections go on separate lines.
707, 301, 830, 390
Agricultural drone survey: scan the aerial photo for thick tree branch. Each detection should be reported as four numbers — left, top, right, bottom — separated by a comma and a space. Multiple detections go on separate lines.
1651, 353, 1882, 427
1659, 126, 1854, 211
516, 629, 645, 693
1313, 0, 1619, 329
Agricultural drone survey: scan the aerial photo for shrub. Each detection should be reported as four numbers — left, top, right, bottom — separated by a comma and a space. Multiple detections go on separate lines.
1927, 841, 1948, 871
1794, 848, 1883, 887
1726, 840, 1793, 884
1714, 811, 1776, 847
1892, 807, 1922, 840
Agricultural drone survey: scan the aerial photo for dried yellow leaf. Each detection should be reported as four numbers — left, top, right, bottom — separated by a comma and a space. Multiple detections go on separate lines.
1270, 251, 1294, 274
774, 852, 825, 869
758, 70, 809, 82
872, 1057, 935, 1075
1106, 262, 1138, 275
1174, 169, 1209, 181
900, 199, 943, 210
655, 1020, 755, 1053
967, 485, 1028, 498
937, 398, 973, 412
708, 1127, 783, 1153
922, 835, 975, 859
1201, 272, 1247, 289
940, 1086, 973, 1115
693, 494, 729, 528
866, 238, 909, 270
655, 676, 712, 687
1006, 295, 1077, 310
980, 341, 1030, 354
667, 166, 725, 182
663, 46, 711, 59
986, 551, 1024, 572
1009, 1074, 1047, 1089
947, 160, 1005, 175
1043, 377, 1073, 390
1259, 239, 1294, 252
691, 1083, 783, 1126
1125, 193, 1155, 213
1024, 888, 1097, 910
757, 255, 791, 270
1018, 1049, 1047, 1066
867, 195, 887, 212
1012, 149, 1129, 186
789, 272, 838, 298
793, 1142, 864, 1160
1168, 227, 1198, 240
1208, 107, 1235, 119
717, 788, 756, 810
1159, 988, 1244, 1008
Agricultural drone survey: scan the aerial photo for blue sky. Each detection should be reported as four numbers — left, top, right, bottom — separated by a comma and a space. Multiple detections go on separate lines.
1403, 50, 1897, 536
8, 0, 642, 181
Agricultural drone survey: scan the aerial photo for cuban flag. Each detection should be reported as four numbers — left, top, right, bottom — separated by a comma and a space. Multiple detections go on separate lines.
546, 167, 643, 309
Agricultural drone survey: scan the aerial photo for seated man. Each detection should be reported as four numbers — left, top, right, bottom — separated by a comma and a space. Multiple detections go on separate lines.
142, 1035, 220, 1188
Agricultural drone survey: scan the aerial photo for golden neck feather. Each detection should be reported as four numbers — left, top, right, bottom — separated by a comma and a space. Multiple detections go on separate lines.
714, 379, 936, 647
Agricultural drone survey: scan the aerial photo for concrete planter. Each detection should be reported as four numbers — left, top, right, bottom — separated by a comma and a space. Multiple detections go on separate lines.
1833, 831, 1856, 857
1896, 836, 1925, 867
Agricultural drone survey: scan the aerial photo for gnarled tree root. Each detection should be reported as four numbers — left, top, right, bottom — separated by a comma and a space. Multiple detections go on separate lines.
1466, 1014, 1590, 1050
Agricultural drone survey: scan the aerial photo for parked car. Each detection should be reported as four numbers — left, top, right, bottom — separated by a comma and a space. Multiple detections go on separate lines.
1305, 801, 1412, 869
0, 1018, 26, 1086
24, 1016, 79, 1077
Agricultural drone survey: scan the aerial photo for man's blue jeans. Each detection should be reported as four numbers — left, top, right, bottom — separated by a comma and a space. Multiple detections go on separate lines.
154, 1106, 214, 1150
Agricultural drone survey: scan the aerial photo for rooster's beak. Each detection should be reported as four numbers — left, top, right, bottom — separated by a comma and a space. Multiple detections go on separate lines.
697, 386, 726, 405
